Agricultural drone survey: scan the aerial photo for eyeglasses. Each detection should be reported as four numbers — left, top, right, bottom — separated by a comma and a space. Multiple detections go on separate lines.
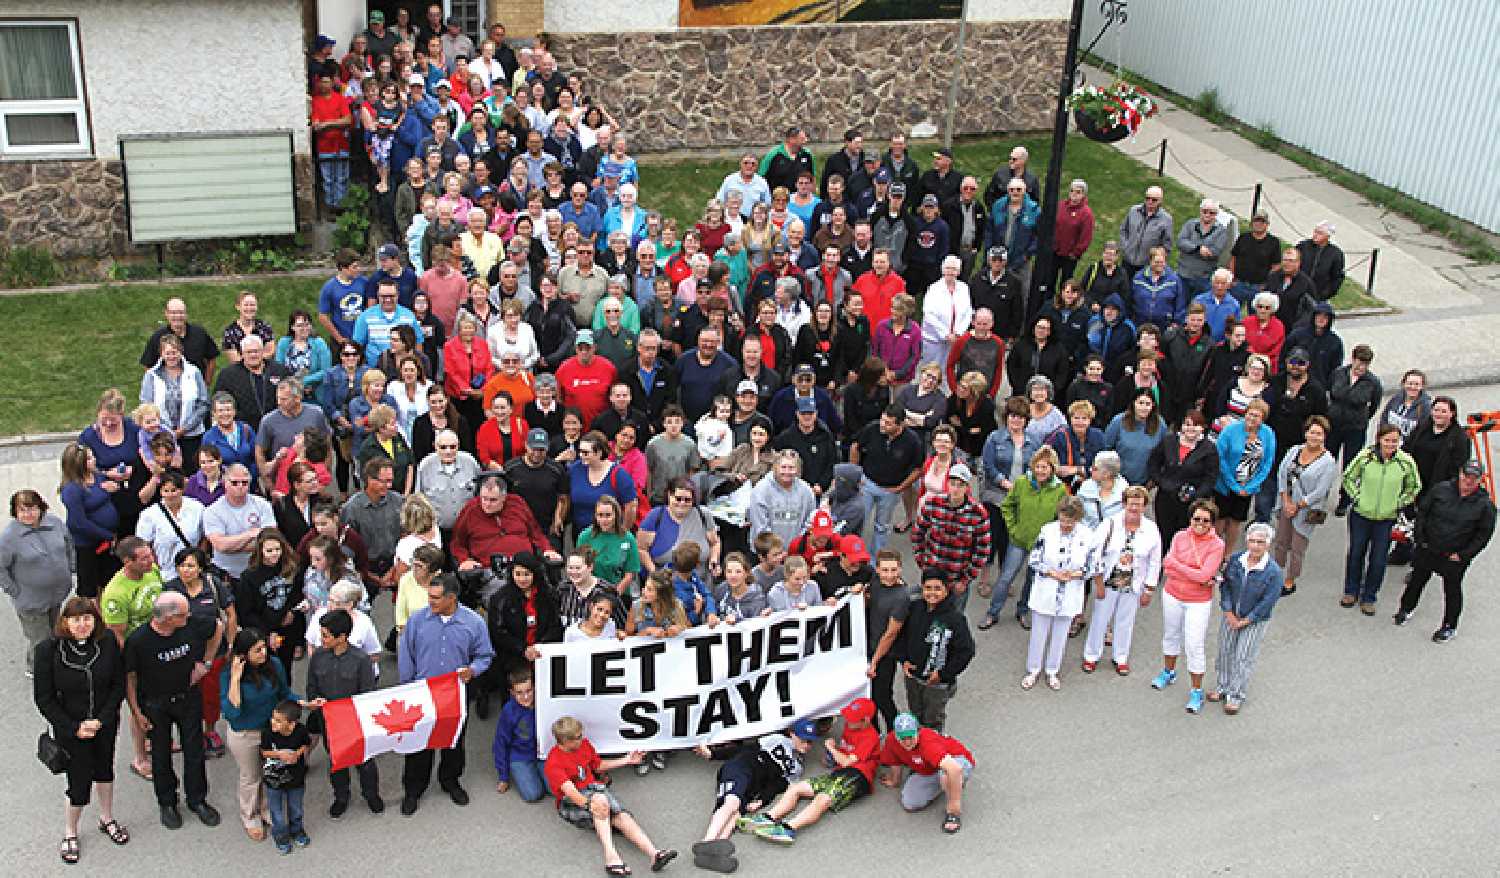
1191, 516, 1213, 523
227, 479, 250, 486
341, 350, 360, 357
671, 495, 694, 503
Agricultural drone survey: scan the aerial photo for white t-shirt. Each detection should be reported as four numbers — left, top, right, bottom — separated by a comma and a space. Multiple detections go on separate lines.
136, 498, 206, 571
395, 529, 443, 566
696, 416, 734, 461
203, 494, 275, 576
565, 620, 617, 642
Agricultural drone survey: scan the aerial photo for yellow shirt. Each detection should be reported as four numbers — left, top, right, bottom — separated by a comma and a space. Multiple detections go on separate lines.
462, 231, 503, 280
394, 571, 429, 628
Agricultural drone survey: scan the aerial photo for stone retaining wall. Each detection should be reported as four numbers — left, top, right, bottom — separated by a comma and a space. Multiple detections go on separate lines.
550, 19, 1067, 150
0, 155, 317, 263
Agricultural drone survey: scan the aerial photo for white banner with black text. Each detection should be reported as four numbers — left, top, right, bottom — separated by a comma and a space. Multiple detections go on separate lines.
535, 595, 869, 754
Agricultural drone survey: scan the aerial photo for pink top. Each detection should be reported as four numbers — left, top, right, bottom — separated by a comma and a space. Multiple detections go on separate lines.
1161, 527, 1226, 603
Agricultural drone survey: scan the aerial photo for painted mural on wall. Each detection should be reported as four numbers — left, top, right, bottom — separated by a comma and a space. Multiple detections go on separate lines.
679, 0, 960, 26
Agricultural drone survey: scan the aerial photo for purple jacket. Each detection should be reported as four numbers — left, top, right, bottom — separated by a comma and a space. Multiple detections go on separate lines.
872, 317, 922, 383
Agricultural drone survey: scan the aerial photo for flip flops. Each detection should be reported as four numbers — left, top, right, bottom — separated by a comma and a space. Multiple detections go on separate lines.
942, 813, 962, 834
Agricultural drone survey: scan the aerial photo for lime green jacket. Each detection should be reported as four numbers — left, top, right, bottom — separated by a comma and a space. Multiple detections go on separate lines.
1341, 447, 1420, 522
1001, 475, 1070, 549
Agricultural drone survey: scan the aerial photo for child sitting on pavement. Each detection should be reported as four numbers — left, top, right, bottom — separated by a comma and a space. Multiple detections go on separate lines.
742, 698, 879, 845
493, 669, 547, 803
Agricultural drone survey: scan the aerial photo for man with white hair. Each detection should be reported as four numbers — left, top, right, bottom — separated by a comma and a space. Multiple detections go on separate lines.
1119, 185, 1175, 279
1191, 268, 1244, 342
631, 240, 664, 308
212, 334, 290, 428
203, 464, 275, 578
1295, 221, 1346, 302
415, 429, 482, 536
1176, 199, 1231, 298
559, 181, 603, 247
986, 145, 1040, 207
920, 255, 973, 377
718, 152, 772, 219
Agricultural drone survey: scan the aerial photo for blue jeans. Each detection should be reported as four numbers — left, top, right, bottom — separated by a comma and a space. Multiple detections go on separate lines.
1344, 511, 1395, 601
860, 476, 902, 554
509, 759, 547, 802
318, 152, 350, 208
265, 785, 305, 843
986, 544, 1029, 620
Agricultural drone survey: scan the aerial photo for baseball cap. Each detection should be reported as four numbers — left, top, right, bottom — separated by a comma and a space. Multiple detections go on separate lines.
987, 245, 1007, 261
892, 712, 921, 740
890, 183, 907, 197
1461, 460, 1485, 477
771, 242, 790, 255
796, 395, 818, 414
408, 73, 425, 86
809, 509, 834, 537
840, 697, 876, 725
948, 463, 973, 483
736, 379, 759, 396
790, 719, 820, 741
574, 329, 595, 346
841, 535, 870, 564
1286, 347, 1311, 364
920, 194, 939, 208
434, 80, 451, 91
376, 243, 401, 261
933, 147, 953, 158
446, 15, 462, 26
793, 363, 816, 379
526, 428, 549, 449
314, 34, 337, 49
474, 184, 496, 199
874, 168, 891, 184
368, 10, 384, 23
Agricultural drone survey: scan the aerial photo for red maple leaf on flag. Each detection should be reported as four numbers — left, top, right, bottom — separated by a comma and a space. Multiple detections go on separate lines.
371, 699, 424, 737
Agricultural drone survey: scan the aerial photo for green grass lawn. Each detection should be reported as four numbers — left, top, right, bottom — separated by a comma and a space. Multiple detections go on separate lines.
0, 132, 1279, 435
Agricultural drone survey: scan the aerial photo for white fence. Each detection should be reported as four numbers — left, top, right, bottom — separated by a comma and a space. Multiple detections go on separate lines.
1082, 0, 1500, 234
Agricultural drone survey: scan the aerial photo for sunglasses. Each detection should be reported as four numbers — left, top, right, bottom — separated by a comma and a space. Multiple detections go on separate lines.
227, 479, 250, 486
1191, 516, 1213, 523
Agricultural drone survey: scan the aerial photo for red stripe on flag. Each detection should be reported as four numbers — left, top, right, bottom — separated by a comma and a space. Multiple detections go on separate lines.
428, 672, 465, 749
323, 694, 366, 773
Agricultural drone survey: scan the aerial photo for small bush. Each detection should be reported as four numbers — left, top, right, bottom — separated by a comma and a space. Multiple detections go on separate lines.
0, 245, 65, 288
1195, 88, 1228, 125
334, 184, 373, 253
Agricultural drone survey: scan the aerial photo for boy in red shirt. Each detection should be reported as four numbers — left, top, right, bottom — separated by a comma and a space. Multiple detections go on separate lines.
543, 716, 678, 874
744, 697, 880, 845
877, 711, 975, 833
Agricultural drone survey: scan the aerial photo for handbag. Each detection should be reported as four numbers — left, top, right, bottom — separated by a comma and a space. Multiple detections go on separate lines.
37, 731, 69, 775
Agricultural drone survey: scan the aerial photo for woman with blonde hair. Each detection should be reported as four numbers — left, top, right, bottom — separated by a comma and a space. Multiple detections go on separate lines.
991, 446, 1070, 630
388, 493, 441, 589
355, 404, 414, 494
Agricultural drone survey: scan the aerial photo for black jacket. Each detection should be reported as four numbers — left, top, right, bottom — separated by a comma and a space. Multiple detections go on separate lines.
1281, 303, 1343, 387
969, 268, 1027, 340
1405, 420, 1472, 502
772, 422, 838, 492
985, 167, 1040, 209
1198, 342, 1249, 411
1006, 336, 1072, 400
1148, 433, 1220, 502
1160, 324, 1213, 418
1263, 269, 1317, 328
1295, 239, 1346, 300
1082, 262, 1131, 311
34, 636, 127, 737
213, 361, 290, 429
893, 593, 974, 685
487, 582, 563, 672
942, 198, 989, 257
621, 358, 680, 422
1414, 480, 1495, 562
1263, 374, 1328, 454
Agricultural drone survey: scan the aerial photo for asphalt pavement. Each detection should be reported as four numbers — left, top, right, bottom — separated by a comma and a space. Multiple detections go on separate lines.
5, 388, 1500, 876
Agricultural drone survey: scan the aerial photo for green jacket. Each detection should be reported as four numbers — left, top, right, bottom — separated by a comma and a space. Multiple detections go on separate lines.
1001, 474, 1070, 549
1341, 446, 1420, 522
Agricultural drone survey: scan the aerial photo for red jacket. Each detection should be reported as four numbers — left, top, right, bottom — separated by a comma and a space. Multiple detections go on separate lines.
1243, 314, 1285, 374
1054, 198, 1095, 259
443, 335, 494, 401
450, 494, 549, 566
851, 270, 906, 331
475, 415, 530, 469
944, 332, 1006, 397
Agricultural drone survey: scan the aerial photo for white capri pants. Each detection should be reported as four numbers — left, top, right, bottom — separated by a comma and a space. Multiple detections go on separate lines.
1084, 587, 1141, 664
1026, 611, 1072, 674
1160, 592, 1213, 674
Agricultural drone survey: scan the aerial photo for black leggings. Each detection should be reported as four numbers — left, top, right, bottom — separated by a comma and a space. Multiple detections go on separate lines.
74, 544, 122, 600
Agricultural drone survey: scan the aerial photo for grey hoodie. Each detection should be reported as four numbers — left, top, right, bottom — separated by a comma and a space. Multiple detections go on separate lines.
748, 475, 818, 547
827, 463, 866, 538
0, 514, 75, 612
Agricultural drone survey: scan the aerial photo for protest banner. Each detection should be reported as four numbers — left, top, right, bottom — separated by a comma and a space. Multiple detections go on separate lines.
535, 595, 869, 754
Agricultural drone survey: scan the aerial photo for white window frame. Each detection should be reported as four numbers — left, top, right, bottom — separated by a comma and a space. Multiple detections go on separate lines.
0, 19, 91, 158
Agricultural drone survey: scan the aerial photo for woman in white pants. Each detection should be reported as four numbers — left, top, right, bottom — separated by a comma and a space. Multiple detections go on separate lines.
1151, 499, 1226, 714
1081, 486, 1161, 676
1022, 496, 1093, 691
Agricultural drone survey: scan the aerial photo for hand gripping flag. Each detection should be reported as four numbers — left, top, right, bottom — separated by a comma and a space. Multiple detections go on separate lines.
323, 672, 467, 771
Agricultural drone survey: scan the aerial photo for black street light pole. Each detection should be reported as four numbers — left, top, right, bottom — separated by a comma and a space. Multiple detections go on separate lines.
1028, 0, 1127, 322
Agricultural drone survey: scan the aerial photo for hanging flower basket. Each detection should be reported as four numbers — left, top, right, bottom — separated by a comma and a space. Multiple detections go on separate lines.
1067, 80, 1159, 141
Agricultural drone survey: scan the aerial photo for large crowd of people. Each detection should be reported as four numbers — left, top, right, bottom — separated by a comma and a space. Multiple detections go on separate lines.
7, 8, 1497, 872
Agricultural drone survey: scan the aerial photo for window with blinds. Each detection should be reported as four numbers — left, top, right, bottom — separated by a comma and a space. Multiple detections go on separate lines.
0, 20, 90, 156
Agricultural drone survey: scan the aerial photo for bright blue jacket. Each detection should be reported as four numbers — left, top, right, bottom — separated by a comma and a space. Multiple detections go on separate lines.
986, 196, 1040, 260
672, 570, 718, 625
1192, 290, 1242, 342
1215, 419, 1277, 495
1129, 266, 1187, 326
602, 204, 649, 251
1220, 550, 1283, 622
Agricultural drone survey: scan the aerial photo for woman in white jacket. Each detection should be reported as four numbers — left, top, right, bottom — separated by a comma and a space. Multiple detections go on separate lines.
921, 255, 973, 383
1022, 495, 1093, 691
139, 334, 210, 472
1082, 486, 1163, 676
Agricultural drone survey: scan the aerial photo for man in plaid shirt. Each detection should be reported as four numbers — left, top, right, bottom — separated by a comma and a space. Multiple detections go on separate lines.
911, 463, 992, 612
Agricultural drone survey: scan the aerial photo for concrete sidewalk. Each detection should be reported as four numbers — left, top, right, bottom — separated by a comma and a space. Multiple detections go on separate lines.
1100, 73, 1500, 391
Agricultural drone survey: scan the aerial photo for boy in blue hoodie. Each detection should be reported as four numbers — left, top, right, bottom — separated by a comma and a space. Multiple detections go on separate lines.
670, 542, 719, 625
493, 669, 547, 802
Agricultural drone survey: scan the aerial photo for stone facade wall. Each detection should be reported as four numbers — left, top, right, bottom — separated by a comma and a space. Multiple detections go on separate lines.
550, 19, 1066, 151
0, 155, 316, 261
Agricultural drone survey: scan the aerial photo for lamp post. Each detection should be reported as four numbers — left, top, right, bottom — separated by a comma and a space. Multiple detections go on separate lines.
1028, 0, 1128, 321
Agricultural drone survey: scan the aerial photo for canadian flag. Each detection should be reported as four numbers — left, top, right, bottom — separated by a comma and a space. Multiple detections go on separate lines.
323, 673, 468, 772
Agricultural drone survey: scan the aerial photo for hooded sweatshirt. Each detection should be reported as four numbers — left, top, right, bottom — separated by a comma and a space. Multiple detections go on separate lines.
748, 476, 818, 546
827, 462, 866, 537
1282, 302, 1343, 387
894, 592, 975, 685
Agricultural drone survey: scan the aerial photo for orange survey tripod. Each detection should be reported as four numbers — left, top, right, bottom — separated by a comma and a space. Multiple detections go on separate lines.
1464, 411, 1500, 505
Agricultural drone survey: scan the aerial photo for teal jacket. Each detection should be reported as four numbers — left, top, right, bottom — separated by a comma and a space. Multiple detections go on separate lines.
1341, 446, 1420, 522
